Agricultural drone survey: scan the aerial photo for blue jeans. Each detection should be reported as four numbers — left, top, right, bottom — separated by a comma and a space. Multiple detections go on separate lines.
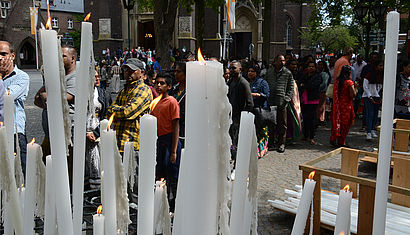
364, 97, 380, 133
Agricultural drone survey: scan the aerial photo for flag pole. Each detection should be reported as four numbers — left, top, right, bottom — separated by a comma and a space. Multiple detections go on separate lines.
33, 0, 38, 70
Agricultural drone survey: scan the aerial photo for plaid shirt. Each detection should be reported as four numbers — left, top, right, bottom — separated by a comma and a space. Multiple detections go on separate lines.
107, 79, 153, 152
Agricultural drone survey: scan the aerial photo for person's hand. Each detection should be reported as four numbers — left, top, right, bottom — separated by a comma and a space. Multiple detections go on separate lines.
0, 57, 13, 76
86, 132, 96, 142
251, 92, 260, 97
170, 152, 177, 164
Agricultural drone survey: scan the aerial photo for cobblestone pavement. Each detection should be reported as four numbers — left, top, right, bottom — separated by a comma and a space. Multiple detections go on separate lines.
24, 70, 381, 234
257, 114, 379, 234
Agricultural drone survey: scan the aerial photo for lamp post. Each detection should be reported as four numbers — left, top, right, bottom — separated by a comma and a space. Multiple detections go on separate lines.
354, 0, 387, 60
122, 0, 136, 51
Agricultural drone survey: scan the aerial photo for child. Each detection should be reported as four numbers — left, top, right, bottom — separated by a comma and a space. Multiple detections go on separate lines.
151, 72, 181, 212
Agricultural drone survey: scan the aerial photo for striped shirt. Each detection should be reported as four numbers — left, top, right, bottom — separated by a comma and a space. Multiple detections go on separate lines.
2, 66, 30, 134
107, 79, 153, 152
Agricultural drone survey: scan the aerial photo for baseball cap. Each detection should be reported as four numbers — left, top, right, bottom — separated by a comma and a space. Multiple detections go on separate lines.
122, 58, 145, 71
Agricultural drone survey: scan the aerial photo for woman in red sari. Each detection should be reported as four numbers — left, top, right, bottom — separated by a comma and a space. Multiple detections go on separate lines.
330, 65, 358, 146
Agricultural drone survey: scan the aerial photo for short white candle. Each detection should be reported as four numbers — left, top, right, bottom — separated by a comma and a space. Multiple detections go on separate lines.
123, 141, 133, 181
44, 155, 57, 235
73, 17, 93, 235
138, 114, 157, 235
373, 11, 400, 235
18, 187, 25, 214
230, 111, 255, 235
40, 27, 73, 235
100, 115, 117, 235
93, 205, 104, 235
291, 171, 316, 235
23, 140, 41, 235
334, 185, 352, 235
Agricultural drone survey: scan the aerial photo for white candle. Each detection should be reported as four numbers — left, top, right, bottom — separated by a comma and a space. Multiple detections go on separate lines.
291, 172, 316, 235
230, 111, 255, 235
123, 141, 133, 181
73, 19, 93, 235
93, 206, 104, 235
100, 117, 117, 235
23, 140, 41, 235
138, 114, 157, 235
334, 185, 352, 235
18, 187, 25, 214
0, 125, 23, 235
40, 27, 74, 235
44, 155, 57, 235
154, 180, 166, 233
4, 92, 15, 171
373, 11, 400, 235
174, 58, 223, 234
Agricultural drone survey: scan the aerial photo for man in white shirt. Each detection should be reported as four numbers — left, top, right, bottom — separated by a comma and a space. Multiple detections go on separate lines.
353, 54, 366, 82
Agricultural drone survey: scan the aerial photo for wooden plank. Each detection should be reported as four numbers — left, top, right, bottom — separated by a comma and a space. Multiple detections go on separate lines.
301, 147, 342, 167
357, 184, 375, 235
299, 165, 410, 196
302, 171, 321, 235
394, 119, 410, 152
392, 157, 410, 207
341, 148, 359, 198
360, 156, 394, 167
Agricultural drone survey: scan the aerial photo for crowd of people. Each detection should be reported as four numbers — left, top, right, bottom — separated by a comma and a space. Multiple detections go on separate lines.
1, 39, 410, 215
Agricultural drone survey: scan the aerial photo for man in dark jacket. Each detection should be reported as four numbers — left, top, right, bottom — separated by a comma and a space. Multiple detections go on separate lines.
265, 54, 294, 153
228, 61, 253, 161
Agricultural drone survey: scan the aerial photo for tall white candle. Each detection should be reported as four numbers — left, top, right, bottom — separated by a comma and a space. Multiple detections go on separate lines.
18, 187, 25, 214
138, 114, 157, 235
93, 206, 104, 235
44, 155, 57, 235
123, 141, 133, 181
373, 11, 400, 235
0, 125, 23, 235
40, 27, 73, 235
334, 185, 352, 235
73, 18, 93, 235
291, 172, 316, 235
23, 140, 41, 235
174, 58, 223, 234
100, 118, 117, 235
230, 111, 255, 235
4, 92, 15, 235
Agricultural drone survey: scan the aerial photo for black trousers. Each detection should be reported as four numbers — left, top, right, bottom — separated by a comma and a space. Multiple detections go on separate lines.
301, 104, 318, 139
268, 105, 287, 146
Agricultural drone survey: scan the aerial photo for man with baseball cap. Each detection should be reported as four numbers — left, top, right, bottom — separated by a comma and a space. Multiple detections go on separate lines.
107, 58, 153, 154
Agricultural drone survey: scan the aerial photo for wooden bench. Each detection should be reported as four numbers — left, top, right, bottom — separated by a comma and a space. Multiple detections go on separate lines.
299, 147, 410, 235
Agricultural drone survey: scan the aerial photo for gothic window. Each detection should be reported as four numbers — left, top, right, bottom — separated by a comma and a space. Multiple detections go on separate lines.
286, 15, 292, 47
52, 17, 58, 28
67, 18, 73, 29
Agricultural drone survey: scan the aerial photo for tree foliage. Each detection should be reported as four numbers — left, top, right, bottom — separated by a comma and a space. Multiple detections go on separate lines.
301, 25, 357, 54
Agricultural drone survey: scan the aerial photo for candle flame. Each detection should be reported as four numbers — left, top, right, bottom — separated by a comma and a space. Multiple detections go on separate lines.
197, 48, 206, 65
150, 94, 163, 112
339, 232, 345, 235
107, 113, 115, 131
14, 152, 16, 156
343, 185, 350, 192
21, 184, 24, 188
7, 90, 10, 95
84, 12, 91, 22
46, 17, 52, 30
0, 122, 3, 127
308, 171, 315, 180
30, 138, 35, 145
126, 138, 130, 142
97, 205, 102, 214
160, 178, 165, 182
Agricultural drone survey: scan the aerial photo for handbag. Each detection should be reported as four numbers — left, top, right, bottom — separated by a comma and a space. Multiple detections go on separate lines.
325, 84, 334, 98
253, 105, 277, 128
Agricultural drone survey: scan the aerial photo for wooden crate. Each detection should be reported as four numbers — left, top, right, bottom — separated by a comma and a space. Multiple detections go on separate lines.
299, 147, 410, 235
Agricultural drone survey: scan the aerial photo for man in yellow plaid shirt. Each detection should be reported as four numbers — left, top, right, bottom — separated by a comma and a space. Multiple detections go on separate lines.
107, 58, 153, 153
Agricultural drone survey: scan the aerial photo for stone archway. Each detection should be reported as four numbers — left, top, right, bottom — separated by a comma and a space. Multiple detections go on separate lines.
230, 5, 259, 60
17, 37, 37, 69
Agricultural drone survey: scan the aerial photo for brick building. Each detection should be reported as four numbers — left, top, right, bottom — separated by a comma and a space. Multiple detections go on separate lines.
125, 0, 313, 62
0, 0, 123, 68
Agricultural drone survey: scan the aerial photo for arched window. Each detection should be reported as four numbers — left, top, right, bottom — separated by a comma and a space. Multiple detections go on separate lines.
286, 15, 292, 47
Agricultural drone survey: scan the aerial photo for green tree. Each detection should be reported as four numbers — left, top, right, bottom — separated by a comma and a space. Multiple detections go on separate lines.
301, 25, 357, 55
